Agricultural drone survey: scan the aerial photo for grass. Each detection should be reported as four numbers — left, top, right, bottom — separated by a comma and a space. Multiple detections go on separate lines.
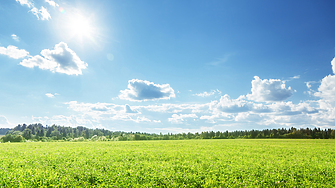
0, 139, 334, 187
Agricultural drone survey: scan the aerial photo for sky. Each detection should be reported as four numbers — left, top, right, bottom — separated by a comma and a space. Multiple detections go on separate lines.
1, 0, 335, 133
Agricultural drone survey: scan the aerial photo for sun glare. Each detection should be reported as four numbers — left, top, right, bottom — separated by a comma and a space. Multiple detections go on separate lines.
68, 15, 93, 38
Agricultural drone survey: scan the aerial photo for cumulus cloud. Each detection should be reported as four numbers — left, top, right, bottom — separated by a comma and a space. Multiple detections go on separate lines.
0, 45, 29, 59
168, 114, 198, 124
314, 58, 335, 101
315, 75, 335, 101
119, 79, 175, 101
269, 101, 318, 115
193, 89, 221, 97
234, 112, 264, 122
11, 34, 20, 42
20, 42, 88, 75
45, 0, 59, 7
215, 94, 253, 113
247, 76, 293, 102
210, 94, 271, 114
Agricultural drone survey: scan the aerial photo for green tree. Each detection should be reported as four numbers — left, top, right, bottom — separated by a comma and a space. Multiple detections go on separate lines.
22, 128, 32, 139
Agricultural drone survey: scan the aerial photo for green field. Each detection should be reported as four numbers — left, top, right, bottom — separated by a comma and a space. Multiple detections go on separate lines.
1, 139, 334, 187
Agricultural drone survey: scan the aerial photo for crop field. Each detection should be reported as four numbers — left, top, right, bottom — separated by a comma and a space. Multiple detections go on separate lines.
0, 139, 335, 187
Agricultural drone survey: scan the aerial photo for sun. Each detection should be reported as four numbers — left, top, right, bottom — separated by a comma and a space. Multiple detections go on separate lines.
68, 14, 93, 38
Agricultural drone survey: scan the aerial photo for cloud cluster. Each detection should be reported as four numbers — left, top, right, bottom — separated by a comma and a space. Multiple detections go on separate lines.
168, 114, 198, 124
0, 45, 29, 59
119, 79, 175, 101
20, 42, 88, 75
25, 58, 335, 131
64, 101, 156, 125
193, 89, 221, 97
30, 6, 51, 20
16, 0, 51, 20
247, 76, 293, 102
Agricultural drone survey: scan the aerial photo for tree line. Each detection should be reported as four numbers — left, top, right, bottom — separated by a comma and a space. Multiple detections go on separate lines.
0, 128, 11, 135
1, 123, 335, 142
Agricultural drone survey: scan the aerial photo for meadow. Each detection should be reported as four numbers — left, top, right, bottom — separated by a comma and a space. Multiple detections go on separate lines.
0, 139, 334, 187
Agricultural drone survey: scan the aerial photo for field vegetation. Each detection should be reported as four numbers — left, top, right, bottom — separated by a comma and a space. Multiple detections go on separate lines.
1, 139, 334, 187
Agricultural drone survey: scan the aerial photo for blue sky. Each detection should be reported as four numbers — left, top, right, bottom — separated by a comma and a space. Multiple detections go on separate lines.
1, 0, 335, 133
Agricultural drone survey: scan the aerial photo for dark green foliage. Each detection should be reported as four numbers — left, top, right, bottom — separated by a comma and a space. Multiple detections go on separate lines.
1, 134, 24, 142
0, 128, 11, 135
1, 123, 335, 143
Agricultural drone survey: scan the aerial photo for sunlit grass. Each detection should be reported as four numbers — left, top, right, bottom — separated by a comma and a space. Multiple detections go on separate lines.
0, 139, 334, 187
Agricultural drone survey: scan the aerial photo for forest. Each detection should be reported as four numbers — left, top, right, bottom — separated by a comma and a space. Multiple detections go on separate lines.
1, 123, 335, 143
0, 128, 11, 135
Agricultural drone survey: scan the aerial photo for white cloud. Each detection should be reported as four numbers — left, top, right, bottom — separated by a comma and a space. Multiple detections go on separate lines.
214, 94, 253, 113
125, 104, 138, 113
30, 6, 51, 20
45, 93, 59, 98
0, 115, 14, 128
142, 103, 210, 114
315, 75, 335, 100
45, 0, 59, 7
64, 101, 153, 125
209, 94, 271, 114
234, 112, 264, 122
45, 93, 54, 98
314, 58, 335, 101
16, 0, 33, 8
247, 76, 293, 102
0, 45, 29, 59
16, 0, 51, 20
269, 101, 318, 115
119, 79, 175, 102
0, 115, 10, 125
332, 57, 335, 74
193, 89, 221, 97
290, 75, 300, 80
168, 114, 198, 124
39, 6, 51, 20
11, 34, 20, 42
30, 7, 39, 18
20, 42, 88, 75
